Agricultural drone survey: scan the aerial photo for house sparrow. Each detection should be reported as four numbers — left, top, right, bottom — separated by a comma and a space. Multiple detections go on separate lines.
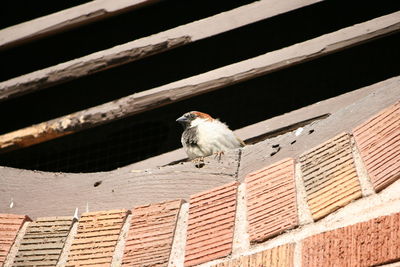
176, 111, 245, 160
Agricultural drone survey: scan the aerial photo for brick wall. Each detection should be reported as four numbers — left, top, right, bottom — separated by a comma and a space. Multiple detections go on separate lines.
1, 101, 399, 266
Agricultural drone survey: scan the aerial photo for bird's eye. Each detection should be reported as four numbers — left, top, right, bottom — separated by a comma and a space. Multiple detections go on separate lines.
188, 113, 195, 119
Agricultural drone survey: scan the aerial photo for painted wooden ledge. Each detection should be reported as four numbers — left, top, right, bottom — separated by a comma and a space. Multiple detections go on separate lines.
0, 0, 322, 101
0, 11, 399, 153
0, 76, 398, 219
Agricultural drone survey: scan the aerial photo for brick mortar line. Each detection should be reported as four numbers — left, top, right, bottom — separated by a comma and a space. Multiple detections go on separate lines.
294, 162, 314, 225
349, 134, 375, 197
293, 241, 302, 267
195, 180, 400, 266
168, 202, 189, 267
231, 182, 250, 257
57, 219, 78, 267
3, 221, 30, 267
235, 179, 400, 258
111, 213, 132, 267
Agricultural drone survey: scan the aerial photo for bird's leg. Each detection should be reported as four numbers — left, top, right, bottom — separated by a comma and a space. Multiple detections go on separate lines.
192, 157, 205, 168
214, 151, 224, 162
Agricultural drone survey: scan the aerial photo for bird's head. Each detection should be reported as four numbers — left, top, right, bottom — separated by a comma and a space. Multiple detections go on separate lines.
176, 111, 213, 129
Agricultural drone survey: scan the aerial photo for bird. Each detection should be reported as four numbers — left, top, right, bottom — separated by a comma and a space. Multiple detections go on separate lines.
176, 111, 245, 160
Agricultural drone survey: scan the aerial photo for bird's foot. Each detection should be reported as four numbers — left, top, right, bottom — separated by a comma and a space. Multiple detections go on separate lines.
214, 151, 224, 162
192, 157, 205, 168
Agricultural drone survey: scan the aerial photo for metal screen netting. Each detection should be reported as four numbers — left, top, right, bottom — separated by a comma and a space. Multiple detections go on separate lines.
0, 34, 398, 173
0, 81, 255, 173
0, 116, 170, 173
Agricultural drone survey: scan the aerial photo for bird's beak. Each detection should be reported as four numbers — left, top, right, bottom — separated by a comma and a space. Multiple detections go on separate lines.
176, 116, 189, 124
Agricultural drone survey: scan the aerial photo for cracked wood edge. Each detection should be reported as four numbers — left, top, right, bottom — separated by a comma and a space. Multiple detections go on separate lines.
0, 36, 191, 101
0, 0, 160, 50
0, 11, 399, 153
0, 0, 322, 101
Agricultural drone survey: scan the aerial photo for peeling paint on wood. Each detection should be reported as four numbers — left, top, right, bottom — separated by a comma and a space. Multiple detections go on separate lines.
0, 36, 191, 101
0, 0, 161, 50
0, 0, 323, 102
0, 12, 399, 153
0, 77, 399, 219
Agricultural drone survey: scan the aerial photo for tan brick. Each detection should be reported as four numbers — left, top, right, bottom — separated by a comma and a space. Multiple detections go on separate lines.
213, 243, 294, 267
122, 199, 183, 266
12, 216, 74, 267
185, 182, 239, 266
66, 209, 128, 267
0, 214, 30, 265
245, 158, 298, 243
302, 212, 400, 267
299, 133, 362, 220
353, 101, 400, 191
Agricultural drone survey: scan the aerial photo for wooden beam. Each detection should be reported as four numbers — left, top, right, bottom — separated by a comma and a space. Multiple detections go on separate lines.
0, 36, 191, 101
0, 76, 398, 218
0, 0, 161, 50
0, 0, 322, 101
129, 79, 382, 169
0, 12, 399, 153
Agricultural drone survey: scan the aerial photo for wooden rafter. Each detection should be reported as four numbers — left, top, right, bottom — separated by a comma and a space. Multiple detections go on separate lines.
0, 0, 161, 50
0, 0, 322, 101
0, 11, 399, 153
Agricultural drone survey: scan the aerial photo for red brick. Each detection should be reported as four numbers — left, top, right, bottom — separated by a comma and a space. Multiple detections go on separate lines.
213, 243, 294, 267
66, 209, 128, 267
299, 133, 362, 220
245, 158, 298, 243
302, 212, 400, 267
184, 182, 239, 266
122, 199, 183, 266
353, 101, 400, 191
0, 214, 30, 265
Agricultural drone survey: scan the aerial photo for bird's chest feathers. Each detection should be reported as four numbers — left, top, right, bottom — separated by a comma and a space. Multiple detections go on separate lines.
182, 126, 199, 146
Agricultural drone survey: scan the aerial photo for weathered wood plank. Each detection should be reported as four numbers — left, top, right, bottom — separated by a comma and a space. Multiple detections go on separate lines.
126, 79, 381, 170
0, 150, 241, 219
0, 36, 191, 101
0, 0, 160, 50
0, 76, 398, 219
0, 12, 399, 153
237, 77, 400, 182
0, 0, 322, 101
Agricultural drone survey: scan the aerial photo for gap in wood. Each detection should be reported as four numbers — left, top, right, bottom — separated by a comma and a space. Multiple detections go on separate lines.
244, 113, 330, 145
1, 1, 399, 136
0, 34, 398, 172
0, 0, 256, 81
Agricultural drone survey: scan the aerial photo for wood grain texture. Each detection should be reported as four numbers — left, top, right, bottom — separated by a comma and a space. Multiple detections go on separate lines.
122, 199, 182, 266
353, 101, 400, 191
299, 133, 362, 220
1, 11, 399, 152
0, 0, 160, 50
1, 77, 399, 220
66, 210, 128, 267
302, 212, 400, 267
213, 243, 294, 267
0, 36, 190, 103
12, 216, 75, 267
0, 214, 30, 265
0, 74, 397, 224
184, 182, 239, 266
0, 0, 322, 101
245, 158, 298, 243
0, 149, 239, 219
